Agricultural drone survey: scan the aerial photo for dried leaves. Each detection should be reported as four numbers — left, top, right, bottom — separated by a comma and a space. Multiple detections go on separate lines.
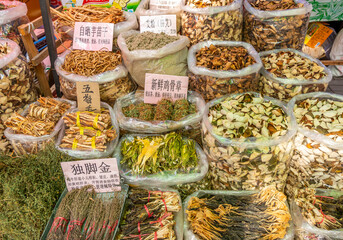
250, 0, 303, 11
186, 0, 234, 8
0, 42, 10, 56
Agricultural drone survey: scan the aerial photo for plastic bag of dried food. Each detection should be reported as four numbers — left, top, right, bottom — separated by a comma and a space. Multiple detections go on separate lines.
188, 41, 262, 102
181, 0, 243, 46
135, 0, 182, 32
0, 1, 29, 53
4, 99, 75, 155
329, 28, 343, 77
290, 189, 343, 240
202, 92, 297, 191
243, 0, 312, 52
259, 49, 333, 102
117, 30, 189, 88
286, 92, 343, 196
184, 189, 294, 240
56, 102, 120, 159
114, 90, 205, 133
113, 133, 209, 187
55, 50, 136, 105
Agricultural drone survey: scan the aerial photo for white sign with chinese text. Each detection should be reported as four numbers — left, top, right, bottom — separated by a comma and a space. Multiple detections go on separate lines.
149, 0, 180, 10
73, 22, 114, 51
144, 73, 188, 104
61, 158, 121, 193
140, 15, 177, 36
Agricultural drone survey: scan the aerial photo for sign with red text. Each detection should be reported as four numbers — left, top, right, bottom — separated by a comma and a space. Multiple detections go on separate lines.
73, 22, 114, 51
140, 15, 177, 36
144, 73, 188, 104
61, 158, 121, 193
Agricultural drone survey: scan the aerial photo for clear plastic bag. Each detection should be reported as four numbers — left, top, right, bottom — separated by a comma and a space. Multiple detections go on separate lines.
184, 190, 294, 240
291, 189, 343, 240
202, 92, 296, 191
0, 1, 29, 53
4, 98, 75, 155
180, 0, 243, 46
114, 90, 206, 133
259, 49, 333, 102
55, 50, 136, 105
55, 102, 120, 159
243, 0, 312, 52
286, 92, 343, 195
188, 41, 262, 102
329, 28, 343, 77
113, 134, 209, 187
117, 30, 189, 88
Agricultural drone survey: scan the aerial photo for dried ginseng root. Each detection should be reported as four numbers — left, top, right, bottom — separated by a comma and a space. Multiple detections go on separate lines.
186, 186, 291, 240
118, 189, 181, 240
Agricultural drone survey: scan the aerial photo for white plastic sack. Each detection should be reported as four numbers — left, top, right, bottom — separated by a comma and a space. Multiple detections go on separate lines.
55, 102, 120, 159
0, 38, 21, 69
184, 190, 294, 240
329, 28, 343, 77
114, 134, 209, 187
0, 1, 27, 25
117, 30, 189, 87
114, 90, 206, 133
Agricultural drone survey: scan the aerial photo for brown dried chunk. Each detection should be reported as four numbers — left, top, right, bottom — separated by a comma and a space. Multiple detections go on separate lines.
250, 0, 303, 10
186, 0, 234, 8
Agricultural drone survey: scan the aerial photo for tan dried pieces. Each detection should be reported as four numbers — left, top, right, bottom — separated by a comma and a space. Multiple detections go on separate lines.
250, 0, 303, 11
186, 0, 234, 8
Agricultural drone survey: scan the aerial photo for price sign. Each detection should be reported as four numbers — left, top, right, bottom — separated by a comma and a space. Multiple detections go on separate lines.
76, 81, 101, 112
144, 73, 188, 104
149, 0, 180, 10
61, 158, 121, 193
73, 22, 114, 51
140, 15, 177, 36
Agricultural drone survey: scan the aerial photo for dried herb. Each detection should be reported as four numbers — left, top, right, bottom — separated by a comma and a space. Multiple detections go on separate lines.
175, 173, 212, 201
250, 0, 303, 10
125, 32, 180, 51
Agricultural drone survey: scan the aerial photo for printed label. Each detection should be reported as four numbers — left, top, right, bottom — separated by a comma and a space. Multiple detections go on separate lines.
76, 81, 101, 112
305, 23, 333, 48
140, 15, 177, 36
149, 0, 180, 9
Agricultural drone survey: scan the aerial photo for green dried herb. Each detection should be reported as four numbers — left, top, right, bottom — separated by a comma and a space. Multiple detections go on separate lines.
175, 173, 212, 201
154, 99, 173, 121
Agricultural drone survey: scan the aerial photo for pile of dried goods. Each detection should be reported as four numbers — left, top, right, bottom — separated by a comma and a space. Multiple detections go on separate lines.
250, 0, 303, 10
121, 132, 198, 175
46, 185, 125, 240
203, 93, 294, 191
186, 186, 291, 240
259, 51, 330, 101
59, 109, 117, 151
123, 98, 197, 121
118, 189, 181, 240
0, 2, 12, 9
175, 173, 212, 201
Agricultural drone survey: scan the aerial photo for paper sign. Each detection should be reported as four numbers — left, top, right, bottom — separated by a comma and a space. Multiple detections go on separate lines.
76, 81, 101, 112
73, 22, 114, 51
61, 158, 121, 193
149, 0, 180, 9
140, 15, 177, 36
144, 73, 188, 104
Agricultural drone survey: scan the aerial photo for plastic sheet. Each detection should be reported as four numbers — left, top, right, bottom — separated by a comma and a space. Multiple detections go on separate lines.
329, 28, 343, 77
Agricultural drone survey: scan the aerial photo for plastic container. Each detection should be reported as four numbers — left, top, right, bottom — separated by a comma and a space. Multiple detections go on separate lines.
259, 49, 333, 102
202, 92, 296, 191
114, 90, 206, 133
117, 30, 189, 88
0, 1, 29, 53
114, 134, 209, 187
188, 41, 262, 102
184, 190, 294, 240
55, 50, 136, 105
56, 102, 120, 159
243, 0, 312, 52
4, 98, 75, 156
180, 0, 243, 46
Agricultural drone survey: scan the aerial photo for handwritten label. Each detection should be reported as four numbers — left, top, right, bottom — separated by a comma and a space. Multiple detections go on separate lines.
149, 0, 180, 10
140, 15, 177, 36
73, 22, 114, 51
76, 82, 101, 112
61, 158, 121, 192
144, 73, 188, 104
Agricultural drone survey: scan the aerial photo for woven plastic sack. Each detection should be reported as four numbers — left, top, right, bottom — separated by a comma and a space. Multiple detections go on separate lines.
243, 0, 312, 52
188, 41, 262, 102
55, 49, 136, 105
117, 30, 189, 88
286, 92, 343, 195
202, 92, 296, 191
4, 99, 75, 155
259, 49, 333, 102
291, 189, 343, 240
0, 1, 29, 53
184, 190, 294, 240
114, 90, 206, 133
113, 134, 209, 187
181, 0, 243, 46
56, 102, 120, 159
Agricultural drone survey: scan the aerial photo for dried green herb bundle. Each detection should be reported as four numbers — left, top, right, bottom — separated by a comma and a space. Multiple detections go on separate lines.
175, 173, 212, 201
123, 98, 197, 121
118, 189, 181, 240
187, 186, 291, 240
121, 132, 198, 175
